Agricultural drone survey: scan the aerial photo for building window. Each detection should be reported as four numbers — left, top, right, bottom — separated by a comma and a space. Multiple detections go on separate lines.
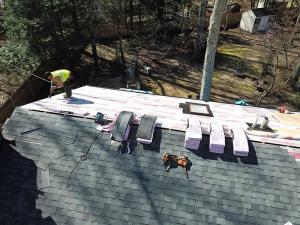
254, 18, 261, 24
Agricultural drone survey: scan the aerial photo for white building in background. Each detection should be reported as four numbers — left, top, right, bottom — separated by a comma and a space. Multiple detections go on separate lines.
239, 8, 274, 33
257, 0, 298, 8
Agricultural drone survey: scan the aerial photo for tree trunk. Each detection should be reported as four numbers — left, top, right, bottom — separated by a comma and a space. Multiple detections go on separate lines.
53, 11, 68, 62
55, 13, 65, 43
118, 33, 125, 64
124, 3, 128, 33
198, 0, 208, 33
257, 54, 279, 107
224, 12, 229, 31
134, 52, 140, 81
192, 0, 208, 62
181, 1, 186, 34
285, 54, 300, 86
71, 10, 81, 40
200, 0, 227, 101
88, 25, 100, 77
138, 3, 142, 32
156, 0, 165, 21
69, 0, 81, 40
129, 0, 134, 31
72, 13, 80, 34
292, 56, 300, 86
290, 7, 300, 45
116, 0, 125, 64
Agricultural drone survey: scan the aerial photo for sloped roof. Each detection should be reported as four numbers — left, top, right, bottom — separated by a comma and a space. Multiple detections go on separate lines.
1, 107, 299, 225
251, 8, 274, 17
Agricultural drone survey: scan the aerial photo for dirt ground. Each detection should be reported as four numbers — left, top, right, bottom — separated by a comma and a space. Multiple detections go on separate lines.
1, 28, 299, 111
88, 28, 300, 110
0, 72, 27, 106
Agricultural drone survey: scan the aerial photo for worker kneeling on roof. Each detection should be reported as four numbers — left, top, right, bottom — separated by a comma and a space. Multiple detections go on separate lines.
46, 69, 72, 98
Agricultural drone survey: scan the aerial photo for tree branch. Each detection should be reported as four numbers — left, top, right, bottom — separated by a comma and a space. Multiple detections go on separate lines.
257, 52, 279, 107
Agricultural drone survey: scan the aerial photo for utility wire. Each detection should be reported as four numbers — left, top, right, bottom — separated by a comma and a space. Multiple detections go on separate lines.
0, 58, 51, 83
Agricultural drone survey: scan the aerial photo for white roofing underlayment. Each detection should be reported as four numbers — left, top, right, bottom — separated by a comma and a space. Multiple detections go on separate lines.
22, 86, 300, 148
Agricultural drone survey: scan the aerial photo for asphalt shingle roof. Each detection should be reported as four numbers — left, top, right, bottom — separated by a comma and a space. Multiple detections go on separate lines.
0, 107, 299, 225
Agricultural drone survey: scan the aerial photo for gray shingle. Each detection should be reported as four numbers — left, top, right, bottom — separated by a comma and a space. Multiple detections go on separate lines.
1, 108, 300, 225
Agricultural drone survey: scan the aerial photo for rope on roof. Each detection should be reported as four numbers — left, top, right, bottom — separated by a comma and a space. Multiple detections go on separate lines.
66, 131, 103, 197
0, 58, 51, 83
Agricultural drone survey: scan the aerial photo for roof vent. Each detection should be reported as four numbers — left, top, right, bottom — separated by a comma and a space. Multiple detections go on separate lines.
179, 102, 213, 117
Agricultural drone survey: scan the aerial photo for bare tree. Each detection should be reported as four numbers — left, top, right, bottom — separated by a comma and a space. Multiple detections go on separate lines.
289, 55, 300, 89
198, 0, 208, 33
85, 0, 102, 77
190, 0, 208, 62
257, 46, 280, 106
200, 0, 227, 101
256, 12, 299, 106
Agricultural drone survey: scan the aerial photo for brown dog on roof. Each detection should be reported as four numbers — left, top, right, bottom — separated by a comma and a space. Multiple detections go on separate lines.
162, 153, 191, 178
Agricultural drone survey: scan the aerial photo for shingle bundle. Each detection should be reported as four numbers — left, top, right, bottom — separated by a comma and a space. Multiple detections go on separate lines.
111, 111, 134, 142
184, 118, 202, 150
232, 126, 249, 156
209, 122, 225, 154
136, 115, 157, 144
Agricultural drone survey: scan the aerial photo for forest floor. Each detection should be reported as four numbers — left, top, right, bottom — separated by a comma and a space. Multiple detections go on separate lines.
0, 71, 27, 106
0, 28, 299, 111
84, 28, 300, 110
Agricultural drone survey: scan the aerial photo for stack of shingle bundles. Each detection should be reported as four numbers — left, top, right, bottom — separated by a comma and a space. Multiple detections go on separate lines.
184, 118, 202, 150
209, 122, 225, 154
232, 126, 249, 156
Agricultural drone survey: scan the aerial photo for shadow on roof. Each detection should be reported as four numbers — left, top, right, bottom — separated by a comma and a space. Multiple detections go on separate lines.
121, 126, 162, 154
141, 128, 162, 153
0, 140, 56, 225
130, 151, 163, 224
240, 141, 258, 165
66, 97, 94, 105
188, 135, 258, 165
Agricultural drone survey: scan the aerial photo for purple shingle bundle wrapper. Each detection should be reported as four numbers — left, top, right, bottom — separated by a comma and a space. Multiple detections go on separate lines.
209, 123, 225, 154
232, 126, 249, 156
184, 118, 202, 150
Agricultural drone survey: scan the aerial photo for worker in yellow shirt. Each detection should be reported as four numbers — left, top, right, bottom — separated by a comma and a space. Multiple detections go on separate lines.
46, 69, 72, 98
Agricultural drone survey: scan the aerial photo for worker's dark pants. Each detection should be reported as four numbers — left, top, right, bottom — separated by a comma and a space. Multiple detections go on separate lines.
63, 79, 72, 98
